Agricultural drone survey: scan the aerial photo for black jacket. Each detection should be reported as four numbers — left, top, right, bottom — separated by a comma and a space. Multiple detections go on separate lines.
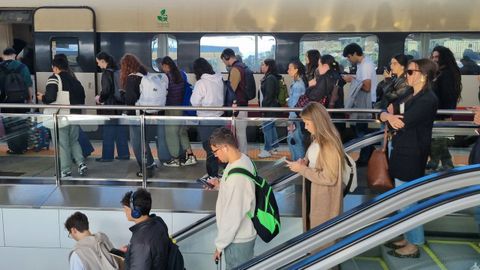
44, 71, 85, 114
260, 73, 281, 116
375, 73, 412, 110
123, 74, 144, 115
306, 70, 337, 105
98, 68, 121, 115
434, 68, 459, 111
388, 88, 438, 181
125, 214, 170, 270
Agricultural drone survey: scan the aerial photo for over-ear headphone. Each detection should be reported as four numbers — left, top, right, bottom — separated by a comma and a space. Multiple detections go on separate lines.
129, 191, 142, 219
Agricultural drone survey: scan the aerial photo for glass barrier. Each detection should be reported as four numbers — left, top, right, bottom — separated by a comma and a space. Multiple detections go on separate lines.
334, 195, 480, 270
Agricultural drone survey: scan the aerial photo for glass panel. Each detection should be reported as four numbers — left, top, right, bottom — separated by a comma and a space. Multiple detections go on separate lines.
404, 33, 480, 74
300, 34, 379, 73
200, 35, 276, 73
337, 204, 480, 269
152, 34, 178, 72
0, 113, 56, 181
51, 37, 79, 66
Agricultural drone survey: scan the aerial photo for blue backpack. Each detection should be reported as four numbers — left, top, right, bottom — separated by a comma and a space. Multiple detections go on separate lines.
181, 71, 196, 116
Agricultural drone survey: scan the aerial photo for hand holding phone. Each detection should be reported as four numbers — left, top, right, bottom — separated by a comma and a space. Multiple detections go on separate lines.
197, 178, 215, 189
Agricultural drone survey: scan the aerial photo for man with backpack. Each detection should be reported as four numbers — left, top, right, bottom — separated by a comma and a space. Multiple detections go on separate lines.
206, 127, 258, 269
0, 47, 33, 154
221, 49, 256, 154
65, 211, 120, 270
120, 188, 184, 270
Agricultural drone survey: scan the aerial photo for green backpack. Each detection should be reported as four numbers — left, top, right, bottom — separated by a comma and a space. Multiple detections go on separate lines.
227, 164, 281, 243
277, 78, 289, 107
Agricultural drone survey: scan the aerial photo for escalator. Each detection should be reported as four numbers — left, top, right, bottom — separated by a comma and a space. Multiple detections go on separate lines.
285, 184, 480, 270
173, 123, 479, 269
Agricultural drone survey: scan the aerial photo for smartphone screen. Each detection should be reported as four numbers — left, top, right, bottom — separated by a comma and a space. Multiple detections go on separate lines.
197, 178, 214, 188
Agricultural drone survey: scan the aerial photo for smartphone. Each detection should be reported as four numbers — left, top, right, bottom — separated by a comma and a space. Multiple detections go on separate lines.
197, 178, 214, 189
110, 248, 126, 258
273, 156, 288, 166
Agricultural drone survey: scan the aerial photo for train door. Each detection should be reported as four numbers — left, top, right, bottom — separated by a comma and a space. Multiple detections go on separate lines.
0, 9, 35, 96
33, 7, 97, 106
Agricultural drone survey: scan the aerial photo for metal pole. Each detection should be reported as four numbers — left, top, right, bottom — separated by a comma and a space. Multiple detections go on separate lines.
52, 113, 61, 186
140, 115, 147, 188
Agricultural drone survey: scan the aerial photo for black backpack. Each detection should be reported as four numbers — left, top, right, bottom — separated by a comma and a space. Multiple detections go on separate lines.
108, 69, 124, 103
0, 63, 29, 103
228, 164, 281, 243
167, 240, 184, 270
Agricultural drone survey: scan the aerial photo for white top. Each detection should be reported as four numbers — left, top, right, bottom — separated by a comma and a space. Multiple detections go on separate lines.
190, 73, 225, 117
69, 252, 85, 270
215, 153, 257, 252
307, 142, 320, 168
356, 56, 378, 103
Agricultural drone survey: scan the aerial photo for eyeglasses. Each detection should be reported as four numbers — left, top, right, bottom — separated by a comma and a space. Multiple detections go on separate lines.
406, 69, 421, 76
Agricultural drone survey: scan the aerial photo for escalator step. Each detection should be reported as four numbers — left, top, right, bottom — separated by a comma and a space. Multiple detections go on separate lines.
427, 240, 480, 270
341, 257, 387, 270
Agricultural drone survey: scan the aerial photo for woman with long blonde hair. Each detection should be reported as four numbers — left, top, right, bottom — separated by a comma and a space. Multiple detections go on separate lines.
286, 102, 344, 231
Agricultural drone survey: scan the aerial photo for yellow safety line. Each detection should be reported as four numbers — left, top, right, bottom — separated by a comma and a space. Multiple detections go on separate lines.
422, 245, 448, 270
354, 256, 389, 270
428, 240, 480, 254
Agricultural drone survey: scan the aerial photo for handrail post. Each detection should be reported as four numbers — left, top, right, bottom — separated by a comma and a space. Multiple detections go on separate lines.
140, 114, 147, 188
53, 112, 61, 186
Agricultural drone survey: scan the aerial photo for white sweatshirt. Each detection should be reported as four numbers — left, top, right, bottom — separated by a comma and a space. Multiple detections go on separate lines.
215, 153, 257, 252
190, 73, 224, 117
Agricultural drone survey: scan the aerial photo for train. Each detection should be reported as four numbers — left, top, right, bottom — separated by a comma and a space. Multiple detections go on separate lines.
1, 0, 480, 107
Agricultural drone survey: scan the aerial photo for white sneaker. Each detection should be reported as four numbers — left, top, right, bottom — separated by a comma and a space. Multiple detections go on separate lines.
181, 155, 198, 166
271, 148, 279, 155
470, 262, 480, 270
78, 163, 87, 176
258, 149, 272, 158
163, 159, 181, 167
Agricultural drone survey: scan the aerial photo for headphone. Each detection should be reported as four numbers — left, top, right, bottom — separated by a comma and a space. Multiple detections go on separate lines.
129, 191, 142, 219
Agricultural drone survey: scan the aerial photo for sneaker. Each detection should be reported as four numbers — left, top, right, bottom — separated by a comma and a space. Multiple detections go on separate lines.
61, 171, 72, 177
78, 163, 88, 176
181, 154, 198, 166
470, 262, 480, 270
163, 159, 181, 167
258, 149, 272, 158
271, 148, 279, 155
136, 164, 155, 178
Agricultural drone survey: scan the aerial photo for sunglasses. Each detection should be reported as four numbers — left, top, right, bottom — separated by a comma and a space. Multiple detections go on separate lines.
406, 69, 421, 76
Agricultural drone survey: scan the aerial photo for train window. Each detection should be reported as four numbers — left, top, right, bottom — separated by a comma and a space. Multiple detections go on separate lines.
151, 34, 178, 72
405, 33, 480, 74
51, 37, 79, 66
200, 35, 276, 73
300, 34, 379, 73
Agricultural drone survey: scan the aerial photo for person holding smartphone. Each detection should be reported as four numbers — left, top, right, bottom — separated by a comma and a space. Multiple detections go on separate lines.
285, 102, 344, 233
205, 127, 257, 270
375, 54, 412, 110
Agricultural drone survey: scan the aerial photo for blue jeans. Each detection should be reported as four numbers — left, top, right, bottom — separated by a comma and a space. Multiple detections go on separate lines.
101, 119, 130, 159
224, 239, 255, 270
395, 178, 425, 245
288, 121, 305, 161
129, 125, 154, 168
154, 123, 171, 163
262, 121, 279, 151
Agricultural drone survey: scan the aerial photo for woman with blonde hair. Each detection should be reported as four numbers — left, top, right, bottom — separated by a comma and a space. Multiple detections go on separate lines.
286, 102, 344, 231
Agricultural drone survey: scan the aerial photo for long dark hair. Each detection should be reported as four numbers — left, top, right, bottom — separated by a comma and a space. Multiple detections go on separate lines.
432, 46, 462, 102
306, 49, 321, 74
289, 59, 308, 87
193, 58, 215, 80
320, 54, 340, 73
263, 58, 278, 76
96, 51, 118, 70
161, 56, 183, 84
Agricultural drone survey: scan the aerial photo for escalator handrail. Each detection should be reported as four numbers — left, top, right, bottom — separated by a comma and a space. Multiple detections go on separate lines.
172, 172, 298, 240
238, 164, 480, 269
289, 185, 480, 269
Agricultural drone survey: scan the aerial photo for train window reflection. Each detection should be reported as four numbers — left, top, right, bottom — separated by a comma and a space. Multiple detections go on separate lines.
51, 37, 79, 66
405, 33, 480, 74
200, 35, 276, 73
300, 34, 379, 73
152, 34, 178, 72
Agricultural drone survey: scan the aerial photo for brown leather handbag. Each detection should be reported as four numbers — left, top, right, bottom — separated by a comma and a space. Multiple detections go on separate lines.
367, 128, 394, 191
